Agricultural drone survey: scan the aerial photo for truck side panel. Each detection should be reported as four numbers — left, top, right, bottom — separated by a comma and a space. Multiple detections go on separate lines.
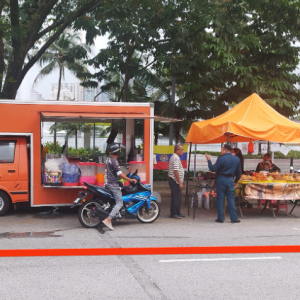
0, 102, 151, 206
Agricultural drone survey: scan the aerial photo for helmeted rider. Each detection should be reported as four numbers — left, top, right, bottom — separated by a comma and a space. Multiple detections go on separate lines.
102, 143, 137, 230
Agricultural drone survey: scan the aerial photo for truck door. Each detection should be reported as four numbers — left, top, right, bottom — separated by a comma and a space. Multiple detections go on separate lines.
0, 137, 29, 201
0, 139, 19, 189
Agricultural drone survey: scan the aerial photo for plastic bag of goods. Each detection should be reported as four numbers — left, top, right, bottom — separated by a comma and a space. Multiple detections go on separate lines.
45, 158, 62, 172
62, 162, 79, 185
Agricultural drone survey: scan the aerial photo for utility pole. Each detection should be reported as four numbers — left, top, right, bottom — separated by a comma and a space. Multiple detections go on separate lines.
169, 76, 176, 145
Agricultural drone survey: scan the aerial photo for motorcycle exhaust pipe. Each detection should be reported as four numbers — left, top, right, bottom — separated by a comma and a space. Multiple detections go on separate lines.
92, 206, 110, 220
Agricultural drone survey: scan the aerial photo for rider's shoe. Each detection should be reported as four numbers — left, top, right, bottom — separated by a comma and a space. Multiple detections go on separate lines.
102, 219, 114, 231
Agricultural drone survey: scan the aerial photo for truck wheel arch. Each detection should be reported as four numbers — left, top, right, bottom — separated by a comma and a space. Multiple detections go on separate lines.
0, 190, 12, 216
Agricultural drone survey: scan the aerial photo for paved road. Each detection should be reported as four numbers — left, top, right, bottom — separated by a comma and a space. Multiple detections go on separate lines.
1, 201, 300, 300
190, 154, 300, 173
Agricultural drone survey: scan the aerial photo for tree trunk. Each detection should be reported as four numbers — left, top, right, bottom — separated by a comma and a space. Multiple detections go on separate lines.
0, 29, 4, 93
124, 70, 130, 102
0, 44, 28, 99
154, 132, 158, 145
53, 124, 57, 151
123, 47, 135, 102
175, 128, 180, 144
57, 66, 63, 100
75, 128, 78, 149
169, 77, 176, 145
53, 67, 63, 150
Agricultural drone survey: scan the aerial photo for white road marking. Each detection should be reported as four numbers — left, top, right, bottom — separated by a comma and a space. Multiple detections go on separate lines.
159, 256, 282, 263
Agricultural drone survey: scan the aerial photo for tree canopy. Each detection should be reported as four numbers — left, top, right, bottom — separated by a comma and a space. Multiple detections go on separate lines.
82, 0, 300, 122
1, 0, 300, 129
0, 0, 102, 99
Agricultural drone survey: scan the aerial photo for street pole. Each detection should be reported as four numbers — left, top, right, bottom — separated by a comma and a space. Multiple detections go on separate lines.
169, 76, 176, 145
93, 123, 96, 150
194, 144, 197, 177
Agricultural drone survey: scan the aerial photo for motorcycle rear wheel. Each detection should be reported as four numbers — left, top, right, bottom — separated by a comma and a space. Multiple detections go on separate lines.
137, 201, 160, 223
78, 199, 105, 228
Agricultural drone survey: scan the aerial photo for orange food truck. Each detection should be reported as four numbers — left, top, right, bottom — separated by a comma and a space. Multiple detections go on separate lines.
0, 100, 160, 216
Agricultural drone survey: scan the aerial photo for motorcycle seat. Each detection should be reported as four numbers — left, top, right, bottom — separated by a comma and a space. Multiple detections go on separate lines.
96, 186, 114, 196
83, 182, 113, 196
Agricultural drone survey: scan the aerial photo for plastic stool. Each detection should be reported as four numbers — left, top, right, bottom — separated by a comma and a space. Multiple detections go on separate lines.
272, 200, 288, 213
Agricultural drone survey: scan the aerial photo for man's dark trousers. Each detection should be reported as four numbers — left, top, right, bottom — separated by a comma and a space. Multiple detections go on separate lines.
216, 176, 237, 221
169, 177, 181, 216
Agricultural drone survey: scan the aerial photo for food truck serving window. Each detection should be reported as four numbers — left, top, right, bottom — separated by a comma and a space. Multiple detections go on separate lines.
0, 141, 16, 163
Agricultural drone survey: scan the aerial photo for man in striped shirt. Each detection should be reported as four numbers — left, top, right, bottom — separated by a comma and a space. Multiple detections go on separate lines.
168, 144, 185, 219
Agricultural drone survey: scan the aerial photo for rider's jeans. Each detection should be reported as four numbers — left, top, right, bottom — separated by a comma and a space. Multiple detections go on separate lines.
107, 186, 123, 219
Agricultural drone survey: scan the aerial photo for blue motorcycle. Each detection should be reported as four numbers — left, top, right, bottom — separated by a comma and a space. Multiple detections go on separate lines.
71, 171, 160, 228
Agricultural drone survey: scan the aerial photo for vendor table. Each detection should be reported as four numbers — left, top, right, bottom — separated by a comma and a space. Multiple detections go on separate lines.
238, 181, 300, 218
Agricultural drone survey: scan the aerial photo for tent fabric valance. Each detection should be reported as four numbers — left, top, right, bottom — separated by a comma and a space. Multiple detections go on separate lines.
186, 93, 300, 144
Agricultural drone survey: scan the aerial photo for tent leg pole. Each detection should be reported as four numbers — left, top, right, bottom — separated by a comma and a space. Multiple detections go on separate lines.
185, 143, 192, 216
194, 144, 197, 177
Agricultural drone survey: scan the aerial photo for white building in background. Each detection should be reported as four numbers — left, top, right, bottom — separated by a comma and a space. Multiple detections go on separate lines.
30, 89, 43, 101
49, 83, 109, 102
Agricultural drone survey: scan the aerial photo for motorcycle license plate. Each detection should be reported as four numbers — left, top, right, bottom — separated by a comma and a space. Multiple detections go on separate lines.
74, 197, 82, 204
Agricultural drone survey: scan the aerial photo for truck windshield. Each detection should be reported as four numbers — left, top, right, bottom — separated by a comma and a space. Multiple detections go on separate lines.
0, 141, 16, 163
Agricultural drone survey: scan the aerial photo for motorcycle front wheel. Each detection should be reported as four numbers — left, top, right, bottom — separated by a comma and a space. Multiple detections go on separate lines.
78, 199, 106, 228
137, 201, 160, 223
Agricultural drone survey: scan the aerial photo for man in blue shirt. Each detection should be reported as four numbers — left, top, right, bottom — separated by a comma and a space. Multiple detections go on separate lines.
205, 144, 242, 223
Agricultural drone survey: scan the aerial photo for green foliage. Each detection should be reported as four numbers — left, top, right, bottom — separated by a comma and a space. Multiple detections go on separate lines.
2, 0, 300, 130
49, 123, 93, 135
67, 146, 102, 162
153, 170, 169, 181
49, 122, 93, 149
0, 0, 102, 99
43, 142, 62, 154
43, 142, 102, 161
33, 30, 91, 99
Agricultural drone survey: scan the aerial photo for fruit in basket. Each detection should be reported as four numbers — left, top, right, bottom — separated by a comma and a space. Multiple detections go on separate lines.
240, 174, 252, 181
280, 175, 290, 181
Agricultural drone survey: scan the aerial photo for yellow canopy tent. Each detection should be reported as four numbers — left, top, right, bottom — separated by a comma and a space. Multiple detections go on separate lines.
186, 93, 300, 144
185, 93, 300, 217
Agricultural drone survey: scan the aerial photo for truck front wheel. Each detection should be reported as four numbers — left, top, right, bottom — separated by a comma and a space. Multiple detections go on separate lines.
0, 191, 11, 216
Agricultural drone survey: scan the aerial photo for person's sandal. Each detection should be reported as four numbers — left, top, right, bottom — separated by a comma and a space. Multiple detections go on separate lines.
102, 219, 114, 231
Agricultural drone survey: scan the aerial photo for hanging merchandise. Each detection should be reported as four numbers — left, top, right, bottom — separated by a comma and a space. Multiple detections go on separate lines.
241, 143, 248, 155
280, 145, 289, 156
270, 143, 280, 152
253, 143, 259, 155
261, 144, 268, 154
248, 141, 254, 154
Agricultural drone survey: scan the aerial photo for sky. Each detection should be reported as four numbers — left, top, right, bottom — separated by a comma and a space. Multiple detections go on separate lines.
17, 33, 109, 101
